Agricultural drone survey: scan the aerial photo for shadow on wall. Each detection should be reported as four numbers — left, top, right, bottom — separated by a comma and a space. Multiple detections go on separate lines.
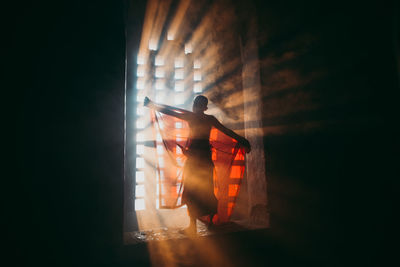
252, 0, 398, 263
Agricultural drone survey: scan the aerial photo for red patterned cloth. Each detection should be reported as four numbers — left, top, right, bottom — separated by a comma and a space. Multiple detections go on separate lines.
151, 109, 246, 224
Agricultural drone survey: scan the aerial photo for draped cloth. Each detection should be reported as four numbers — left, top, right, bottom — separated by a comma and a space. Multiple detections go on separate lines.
151, 109, 246, 224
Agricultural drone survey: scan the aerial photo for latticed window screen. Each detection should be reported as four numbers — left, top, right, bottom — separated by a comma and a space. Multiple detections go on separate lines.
134, 42, 202, 211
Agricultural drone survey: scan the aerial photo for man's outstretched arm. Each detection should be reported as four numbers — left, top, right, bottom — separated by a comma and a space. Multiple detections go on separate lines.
144, 97, 191, 120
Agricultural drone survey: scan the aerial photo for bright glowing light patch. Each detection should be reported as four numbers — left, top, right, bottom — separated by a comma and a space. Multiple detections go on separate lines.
136, 133, 144, 142
137, 107, 144, 115
175, 94, 184, 105
161, 185, 166, 195
194, 83, 202, 93
156, 199, 160, 209
159, 170, 165, 181
135, 185, 145, 197
136, 120, 145, 129
155, 80, 164, 90
194, 70, 202, 81
176, 146, 182, 154
135, 198, 145, 211
167, 32, 174, 41
175, 69, 184, 80
136, 171, 144, 183
149, 40, 157, 51
155, 56, 164, 66
137, 55, 145, 65
194, 59, 201, 69
137, 95, 144, 102
158, 157, 164, 168
136, 144, 144, 155
136, 79, 145, 90
175, 58, 184, 68
155, 68, 164, 78
136, 157, 145, 169
156, 184, 159, 196
157, 145, 164, 155
175, 122, 182, 128
155, 94, 163, 103
136, 66, 145, 77
176, 134, 182, 142
185, 43, 192, 54
174, 81, 184, 92
176, 157, 183, 166
156, 133, 162, 142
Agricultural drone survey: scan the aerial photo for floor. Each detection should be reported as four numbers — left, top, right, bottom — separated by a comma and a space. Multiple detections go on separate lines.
124, 220, 249, 245
119, 227, 301, 267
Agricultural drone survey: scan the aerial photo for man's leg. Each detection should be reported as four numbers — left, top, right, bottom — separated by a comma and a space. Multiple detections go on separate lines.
181, 205, 197, 235
188, 215, 197, 233
207, 213, 215, 229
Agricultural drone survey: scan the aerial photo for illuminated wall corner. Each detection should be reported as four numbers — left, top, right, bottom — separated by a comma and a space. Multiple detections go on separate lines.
240, 17, 269, 227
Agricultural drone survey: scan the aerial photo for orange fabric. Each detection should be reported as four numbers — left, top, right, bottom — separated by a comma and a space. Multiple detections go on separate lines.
151, 110, 246, 224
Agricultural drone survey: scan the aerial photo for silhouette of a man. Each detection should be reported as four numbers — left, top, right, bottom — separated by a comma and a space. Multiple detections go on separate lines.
144, 95, 250, 234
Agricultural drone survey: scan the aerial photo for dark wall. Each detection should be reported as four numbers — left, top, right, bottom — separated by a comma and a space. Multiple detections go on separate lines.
253, 0, 399, 264
14, 0, 132, 265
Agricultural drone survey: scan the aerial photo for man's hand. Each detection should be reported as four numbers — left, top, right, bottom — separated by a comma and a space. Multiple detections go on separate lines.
144, 96, 151, 107
240, 138, 251, 153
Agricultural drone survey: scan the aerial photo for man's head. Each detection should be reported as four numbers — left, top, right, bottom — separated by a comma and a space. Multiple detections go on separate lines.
192, 95, 208, 113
